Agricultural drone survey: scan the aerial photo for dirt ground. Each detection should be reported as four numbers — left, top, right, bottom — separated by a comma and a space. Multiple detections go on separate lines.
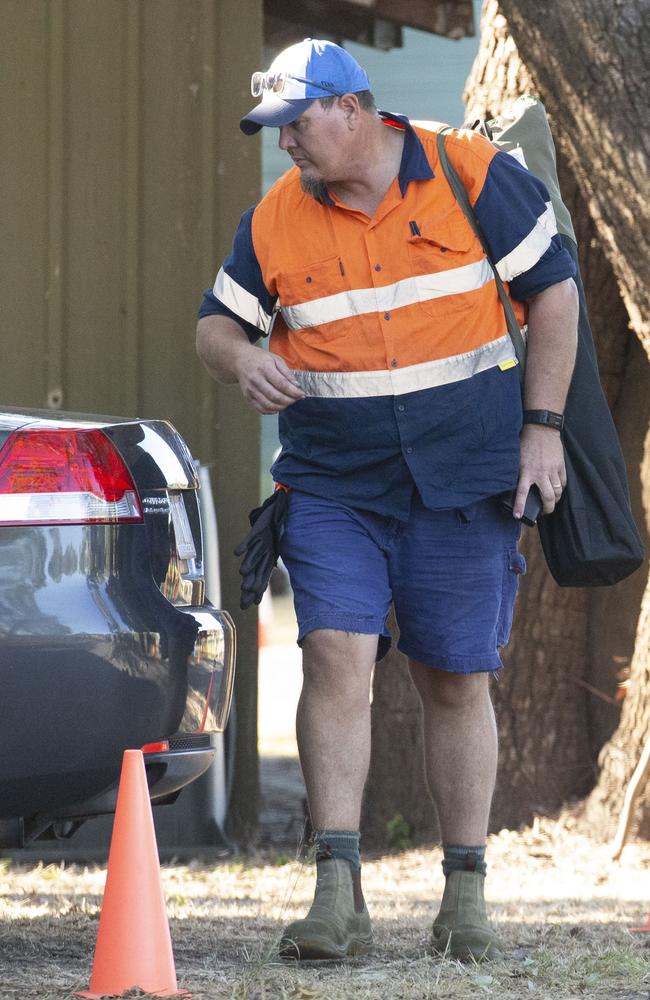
1, 816, 650, 1000
2, 602, 649, 998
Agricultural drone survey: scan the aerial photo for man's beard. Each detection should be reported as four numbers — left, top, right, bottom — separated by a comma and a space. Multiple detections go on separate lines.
300, 173, 329, 202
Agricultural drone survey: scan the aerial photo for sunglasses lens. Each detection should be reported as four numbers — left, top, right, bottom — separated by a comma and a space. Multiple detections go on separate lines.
251, 72, 287, 97
251, 72, 264, 97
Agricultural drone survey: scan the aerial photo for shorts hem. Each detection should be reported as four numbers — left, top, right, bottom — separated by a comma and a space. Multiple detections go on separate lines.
397, 640, 503, 674
298, 613, 388, 646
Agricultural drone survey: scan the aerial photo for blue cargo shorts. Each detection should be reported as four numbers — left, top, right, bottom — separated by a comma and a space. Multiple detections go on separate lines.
278, 489, 526, 673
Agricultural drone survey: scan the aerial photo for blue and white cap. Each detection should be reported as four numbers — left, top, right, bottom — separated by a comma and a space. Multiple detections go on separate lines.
240, 38, 371, 135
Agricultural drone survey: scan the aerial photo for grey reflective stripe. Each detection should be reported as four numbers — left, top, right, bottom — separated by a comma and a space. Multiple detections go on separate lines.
495, 202, 557, 281
280, 259, 494, 332
291, 335, 517, 398
213, 268, 274, 335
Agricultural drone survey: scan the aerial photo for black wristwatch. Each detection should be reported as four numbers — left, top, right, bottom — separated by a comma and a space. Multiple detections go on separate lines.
522, 409, 565, 431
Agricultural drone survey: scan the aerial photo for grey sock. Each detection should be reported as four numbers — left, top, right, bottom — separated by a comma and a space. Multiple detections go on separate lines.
442, 843, 487, 877
315, 829, 361, 871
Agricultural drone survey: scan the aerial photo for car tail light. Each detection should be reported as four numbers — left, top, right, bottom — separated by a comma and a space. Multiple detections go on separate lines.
0, 428, 143, 525
141, 741, 170, 754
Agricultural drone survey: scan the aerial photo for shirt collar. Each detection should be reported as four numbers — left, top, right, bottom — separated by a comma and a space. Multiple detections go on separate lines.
378, 110, 435, 195
315, 109, 434, 206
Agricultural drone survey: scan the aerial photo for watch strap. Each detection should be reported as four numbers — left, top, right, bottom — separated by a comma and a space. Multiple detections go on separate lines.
523, 409, 565, 431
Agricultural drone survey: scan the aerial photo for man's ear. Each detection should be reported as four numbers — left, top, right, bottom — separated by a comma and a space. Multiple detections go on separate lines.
339, 93, 361, 129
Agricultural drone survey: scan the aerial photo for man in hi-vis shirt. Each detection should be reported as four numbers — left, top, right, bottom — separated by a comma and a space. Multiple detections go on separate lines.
197, 39, 577, 962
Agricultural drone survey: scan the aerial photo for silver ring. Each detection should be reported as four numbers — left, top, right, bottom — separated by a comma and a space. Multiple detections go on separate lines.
552, 483, 563, 492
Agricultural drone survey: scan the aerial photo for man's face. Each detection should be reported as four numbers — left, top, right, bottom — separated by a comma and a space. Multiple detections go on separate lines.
278, 100, 350, 197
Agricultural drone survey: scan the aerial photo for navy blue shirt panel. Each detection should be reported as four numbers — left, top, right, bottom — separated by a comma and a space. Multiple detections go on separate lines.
272, 366, 522, 518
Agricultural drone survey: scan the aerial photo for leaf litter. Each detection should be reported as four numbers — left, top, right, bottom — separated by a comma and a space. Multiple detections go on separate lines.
1, 817, 649, 999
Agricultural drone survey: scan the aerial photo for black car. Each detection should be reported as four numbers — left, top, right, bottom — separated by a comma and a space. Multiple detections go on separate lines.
0, 406, 235, 848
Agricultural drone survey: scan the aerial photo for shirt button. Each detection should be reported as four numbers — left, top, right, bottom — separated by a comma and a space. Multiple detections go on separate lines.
384, 312, 391, 320
375, 264, 382, 271
397, 404, 405, 412
306, 276, 312, 283
390, 358, 398, 367
406, 446, 413, 454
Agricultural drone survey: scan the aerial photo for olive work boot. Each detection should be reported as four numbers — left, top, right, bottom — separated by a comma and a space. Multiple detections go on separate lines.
279, 857, 373, 960
430, 870, 504, 961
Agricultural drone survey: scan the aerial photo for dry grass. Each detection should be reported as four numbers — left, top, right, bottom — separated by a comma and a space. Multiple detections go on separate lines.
1, 817, 649, 999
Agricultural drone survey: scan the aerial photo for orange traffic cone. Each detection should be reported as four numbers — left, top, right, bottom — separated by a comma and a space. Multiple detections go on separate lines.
76, 750, 189, 998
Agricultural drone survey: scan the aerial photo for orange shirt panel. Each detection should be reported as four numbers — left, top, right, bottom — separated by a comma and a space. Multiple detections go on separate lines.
253, 126, 515, 375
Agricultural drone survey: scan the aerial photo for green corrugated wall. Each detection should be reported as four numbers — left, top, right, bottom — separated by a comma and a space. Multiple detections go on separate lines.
0, 0, 263, 838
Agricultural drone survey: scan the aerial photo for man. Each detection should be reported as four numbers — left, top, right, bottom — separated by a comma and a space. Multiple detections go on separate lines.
197, 38, 578, 961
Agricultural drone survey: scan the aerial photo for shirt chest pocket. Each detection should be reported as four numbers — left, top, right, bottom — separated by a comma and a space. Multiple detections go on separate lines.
277, 254, 348, 309
407, 213, 479, 318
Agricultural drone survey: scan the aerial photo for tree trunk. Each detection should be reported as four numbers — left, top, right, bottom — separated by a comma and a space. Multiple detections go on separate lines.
497, 0, 650, 349
581, 423, 650, 839
463, 0, 650, 832
464, 0, 592, 831
485, 0, 650, 843
362, 614, 439, 850
364, 0, 650, 849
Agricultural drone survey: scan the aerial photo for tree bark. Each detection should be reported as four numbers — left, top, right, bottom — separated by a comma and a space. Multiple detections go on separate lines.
465, 0, 650, 826
468, 0, 650, 841
364, 0, 650, 849
582, 424, 650, 839
463, 2, 590, 829
497, 0, 650, 349
362, 614, 439, 850
484, 0, 650, 843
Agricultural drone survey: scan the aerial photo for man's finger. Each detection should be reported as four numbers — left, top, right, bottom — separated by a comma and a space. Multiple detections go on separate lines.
512, 479, 533, 519
246, 366, 305, 409
264, 363, 305, 399
538, 482, 558, 515
248, 383, 299, 407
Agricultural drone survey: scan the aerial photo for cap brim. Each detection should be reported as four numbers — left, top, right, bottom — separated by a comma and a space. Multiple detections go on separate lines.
240, 96, 315, 134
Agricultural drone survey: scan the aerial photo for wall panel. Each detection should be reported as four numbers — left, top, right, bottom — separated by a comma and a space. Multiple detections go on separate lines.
1, 0, 263, 837
1, 1, 50, 405
64, 1, 130, 413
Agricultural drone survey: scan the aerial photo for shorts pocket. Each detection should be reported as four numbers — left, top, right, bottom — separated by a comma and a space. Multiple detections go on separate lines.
496, 549, 527, 647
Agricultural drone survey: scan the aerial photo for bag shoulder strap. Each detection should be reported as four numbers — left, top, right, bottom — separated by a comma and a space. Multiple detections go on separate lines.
435, 128, 526, 380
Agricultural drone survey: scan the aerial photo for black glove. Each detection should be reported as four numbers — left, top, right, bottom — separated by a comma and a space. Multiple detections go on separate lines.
233, 489, 290, 610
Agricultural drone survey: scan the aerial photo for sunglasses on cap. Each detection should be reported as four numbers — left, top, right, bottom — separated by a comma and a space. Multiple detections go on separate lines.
250, 71, 343, 98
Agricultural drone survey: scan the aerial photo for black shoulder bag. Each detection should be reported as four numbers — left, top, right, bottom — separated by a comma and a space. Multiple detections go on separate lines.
436, 117, 644, 587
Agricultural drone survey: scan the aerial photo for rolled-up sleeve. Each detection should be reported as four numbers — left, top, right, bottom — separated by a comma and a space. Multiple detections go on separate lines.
472, 150, 575, 301
198, 206, 277, 342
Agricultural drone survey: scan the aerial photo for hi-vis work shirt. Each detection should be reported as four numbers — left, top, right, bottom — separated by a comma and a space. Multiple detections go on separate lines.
200, 112, 576, 518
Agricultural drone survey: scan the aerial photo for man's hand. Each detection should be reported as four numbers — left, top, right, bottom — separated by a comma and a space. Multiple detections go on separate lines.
234, 348, 305, 414
196, 314, 305, 413
513, 277, 578, 519
514, 424, 566, 518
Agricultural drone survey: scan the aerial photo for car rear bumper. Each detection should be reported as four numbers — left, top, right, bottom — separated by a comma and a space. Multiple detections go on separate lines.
51, 733, 219, 820
0, 734, 220, 848
0, 600, 236, 833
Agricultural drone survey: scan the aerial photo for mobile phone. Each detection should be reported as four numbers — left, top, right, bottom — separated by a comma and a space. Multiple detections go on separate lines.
500, 485, 543, 527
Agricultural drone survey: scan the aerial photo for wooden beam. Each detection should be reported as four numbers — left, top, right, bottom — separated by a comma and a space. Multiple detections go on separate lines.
265, 0, 401, 50
373, 0, 474, 39
264, 0, 474, 51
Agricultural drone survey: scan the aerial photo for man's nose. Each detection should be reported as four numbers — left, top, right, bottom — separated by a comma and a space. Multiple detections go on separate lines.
278, 126, 296, 150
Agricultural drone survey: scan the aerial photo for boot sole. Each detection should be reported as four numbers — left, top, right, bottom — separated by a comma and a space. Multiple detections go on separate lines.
431, 928, 503, 962
279, 934, 373, 961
